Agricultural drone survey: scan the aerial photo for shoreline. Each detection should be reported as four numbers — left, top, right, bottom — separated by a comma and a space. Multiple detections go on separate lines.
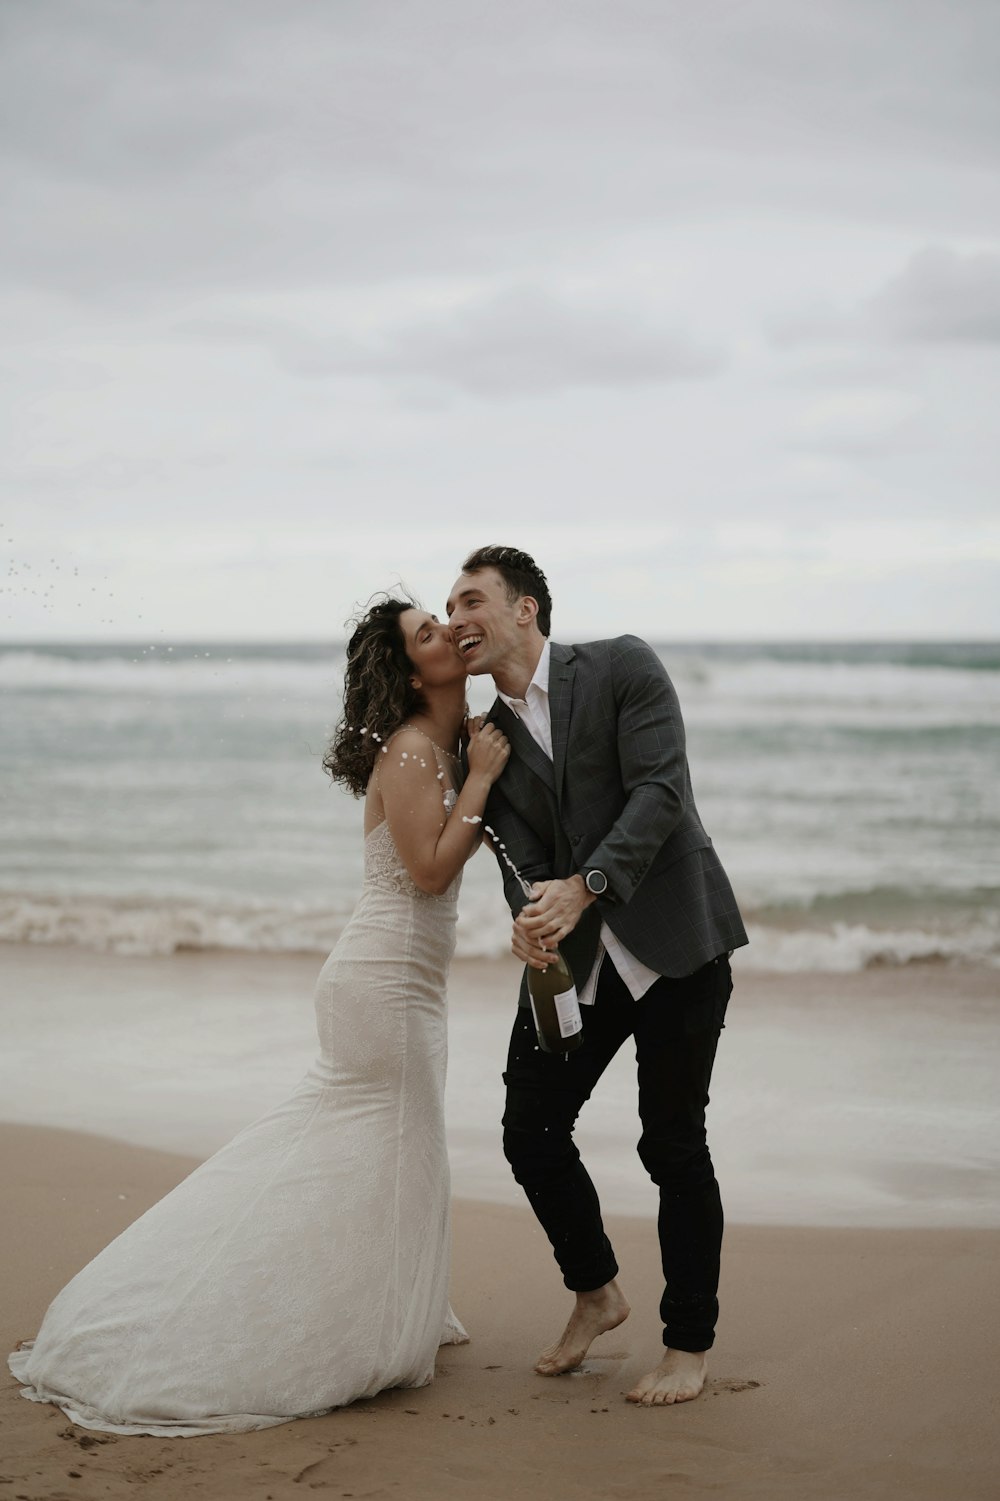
2, 1123, 999, 1499
3, 891, 997, 973
3, 941, 999, 1229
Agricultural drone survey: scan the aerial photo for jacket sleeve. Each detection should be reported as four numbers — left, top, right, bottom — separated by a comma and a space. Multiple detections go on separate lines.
581, 636, 690, 906
482, 781, 555, 918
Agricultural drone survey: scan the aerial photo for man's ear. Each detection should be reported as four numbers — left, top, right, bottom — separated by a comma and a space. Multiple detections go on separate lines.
517, 595, 539, 625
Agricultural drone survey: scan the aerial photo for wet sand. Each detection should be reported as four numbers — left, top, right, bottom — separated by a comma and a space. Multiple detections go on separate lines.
2, 944, 999, 1227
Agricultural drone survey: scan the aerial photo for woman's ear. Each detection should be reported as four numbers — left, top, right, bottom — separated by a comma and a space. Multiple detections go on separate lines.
410, 676, 422, 690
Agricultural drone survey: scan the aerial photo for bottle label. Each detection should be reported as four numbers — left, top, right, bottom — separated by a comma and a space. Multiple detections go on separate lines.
553, 985, 583, 1038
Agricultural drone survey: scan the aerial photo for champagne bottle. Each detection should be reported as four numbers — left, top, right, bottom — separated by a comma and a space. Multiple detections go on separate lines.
527, 945, 583, 1055
481, 828, 585, 1056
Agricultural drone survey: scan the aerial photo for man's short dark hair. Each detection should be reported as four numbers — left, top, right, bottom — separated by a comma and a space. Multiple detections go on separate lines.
460, 545, 552, 637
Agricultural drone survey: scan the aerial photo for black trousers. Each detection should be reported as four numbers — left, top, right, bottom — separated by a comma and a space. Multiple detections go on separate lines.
502, 952, 732, 1353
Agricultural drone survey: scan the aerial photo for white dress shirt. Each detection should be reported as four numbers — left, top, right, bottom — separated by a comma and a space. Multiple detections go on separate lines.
498, 640, 660, 1004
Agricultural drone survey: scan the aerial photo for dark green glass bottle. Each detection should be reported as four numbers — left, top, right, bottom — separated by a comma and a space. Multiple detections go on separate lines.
527, 946, 583, 1054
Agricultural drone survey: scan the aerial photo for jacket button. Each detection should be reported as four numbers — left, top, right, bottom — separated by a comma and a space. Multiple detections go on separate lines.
571, 833, 581, 845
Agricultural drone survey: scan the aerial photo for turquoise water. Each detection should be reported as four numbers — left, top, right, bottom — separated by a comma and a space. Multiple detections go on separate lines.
2, 640, 998, 970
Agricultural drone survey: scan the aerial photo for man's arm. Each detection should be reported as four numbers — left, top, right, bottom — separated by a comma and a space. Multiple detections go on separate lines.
581, 635, 690, 904
517, 636, 689, 949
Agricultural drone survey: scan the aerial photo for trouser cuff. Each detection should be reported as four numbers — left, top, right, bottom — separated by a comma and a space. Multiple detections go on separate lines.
564, 1256, 620, 1294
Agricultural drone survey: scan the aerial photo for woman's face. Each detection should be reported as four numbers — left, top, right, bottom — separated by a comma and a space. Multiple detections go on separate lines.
398, 608, 466, 689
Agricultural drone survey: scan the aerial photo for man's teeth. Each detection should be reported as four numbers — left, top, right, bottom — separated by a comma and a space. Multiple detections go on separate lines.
460, 635, 483, 653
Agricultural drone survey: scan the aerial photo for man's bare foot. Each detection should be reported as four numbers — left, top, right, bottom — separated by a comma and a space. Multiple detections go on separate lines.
534, 1280, 631, 1376
626, 1347, 708, 1405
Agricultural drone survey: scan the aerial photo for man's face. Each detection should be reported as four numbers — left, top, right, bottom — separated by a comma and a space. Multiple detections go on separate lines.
446, 568, 523, 677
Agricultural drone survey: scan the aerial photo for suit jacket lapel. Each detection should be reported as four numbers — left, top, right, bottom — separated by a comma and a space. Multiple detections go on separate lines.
548, 642, 576, 801
489, 697, 556, 793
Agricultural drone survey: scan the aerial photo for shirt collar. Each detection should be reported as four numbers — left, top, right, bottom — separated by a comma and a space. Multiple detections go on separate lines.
499, 637, 550, 708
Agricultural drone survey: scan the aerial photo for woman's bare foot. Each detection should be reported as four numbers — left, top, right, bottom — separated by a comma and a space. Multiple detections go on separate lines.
626, 1348, 708, 1405
534, 1280, 631, 1376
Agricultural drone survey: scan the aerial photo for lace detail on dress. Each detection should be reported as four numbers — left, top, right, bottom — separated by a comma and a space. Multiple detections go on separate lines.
364, 819, 459, 902
365, 732, 462, 901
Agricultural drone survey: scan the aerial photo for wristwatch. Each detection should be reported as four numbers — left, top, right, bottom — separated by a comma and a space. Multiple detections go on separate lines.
583, 869, 609, 896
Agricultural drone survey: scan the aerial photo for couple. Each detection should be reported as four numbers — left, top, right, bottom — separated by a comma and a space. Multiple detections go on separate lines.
10, 544, 747, 1434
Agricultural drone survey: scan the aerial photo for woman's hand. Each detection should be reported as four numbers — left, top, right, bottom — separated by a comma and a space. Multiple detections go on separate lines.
465, 719, 510, 786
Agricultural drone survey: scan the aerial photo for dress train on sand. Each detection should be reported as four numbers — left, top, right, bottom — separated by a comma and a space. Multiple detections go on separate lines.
10, 792, 466, 1436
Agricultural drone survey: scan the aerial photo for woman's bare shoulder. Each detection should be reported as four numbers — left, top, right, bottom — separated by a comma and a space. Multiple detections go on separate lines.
377, 729, 444, 790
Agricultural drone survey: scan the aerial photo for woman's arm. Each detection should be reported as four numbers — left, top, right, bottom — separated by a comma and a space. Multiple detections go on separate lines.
379, 724, 509, 895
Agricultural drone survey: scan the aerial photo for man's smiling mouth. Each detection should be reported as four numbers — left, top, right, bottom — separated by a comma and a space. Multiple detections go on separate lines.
458, 634, 484, 656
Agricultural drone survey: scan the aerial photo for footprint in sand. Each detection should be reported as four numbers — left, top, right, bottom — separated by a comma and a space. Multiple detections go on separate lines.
568, 1351, 630, 1376
58, 1427, 117, 1449
706, 1378, 762, 1395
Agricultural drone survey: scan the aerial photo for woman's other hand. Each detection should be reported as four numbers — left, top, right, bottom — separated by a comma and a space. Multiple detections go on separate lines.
466, 720, 510, 787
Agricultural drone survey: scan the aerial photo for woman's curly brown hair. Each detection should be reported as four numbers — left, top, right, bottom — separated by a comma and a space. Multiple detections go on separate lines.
323, 594, 426, 797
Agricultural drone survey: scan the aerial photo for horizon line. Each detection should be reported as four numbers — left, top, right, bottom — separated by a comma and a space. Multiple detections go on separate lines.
2, 634, 999, 648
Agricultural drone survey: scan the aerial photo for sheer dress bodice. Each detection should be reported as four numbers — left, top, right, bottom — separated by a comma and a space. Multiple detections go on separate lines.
362, 780, 460, 900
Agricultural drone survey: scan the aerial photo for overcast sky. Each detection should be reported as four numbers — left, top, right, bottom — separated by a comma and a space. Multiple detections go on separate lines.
3, 0, 999, 641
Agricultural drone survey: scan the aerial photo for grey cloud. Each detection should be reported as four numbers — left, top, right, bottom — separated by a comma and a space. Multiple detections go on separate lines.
765, 302, 850, 350
2, 2, 1000, 301
786, 402, 927, 459
186, 287, 726, 397
769, 245, 1000, 350
866, 247, 1000, 343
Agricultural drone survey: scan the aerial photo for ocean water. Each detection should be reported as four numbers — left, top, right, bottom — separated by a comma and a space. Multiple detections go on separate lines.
1, 639, 998, 973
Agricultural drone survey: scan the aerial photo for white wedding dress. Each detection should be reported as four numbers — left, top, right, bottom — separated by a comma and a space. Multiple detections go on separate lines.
9, 764, 467, 1435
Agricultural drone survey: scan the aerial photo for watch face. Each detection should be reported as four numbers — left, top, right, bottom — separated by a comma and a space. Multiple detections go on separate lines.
586, 870, 608, 895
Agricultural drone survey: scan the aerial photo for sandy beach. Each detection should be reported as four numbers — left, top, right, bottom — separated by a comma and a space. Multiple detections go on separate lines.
2, 1127, 998, 1500
2, 945, 999, 1498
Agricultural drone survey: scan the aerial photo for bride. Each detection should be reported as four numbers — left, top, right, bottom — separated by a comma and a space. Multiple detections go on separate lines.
9, 596, 510, 1436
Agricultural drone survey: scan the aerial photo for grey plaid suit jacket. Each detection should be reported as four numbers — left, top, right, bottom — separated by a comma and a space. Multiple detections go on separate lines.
483, 635, 748, 1004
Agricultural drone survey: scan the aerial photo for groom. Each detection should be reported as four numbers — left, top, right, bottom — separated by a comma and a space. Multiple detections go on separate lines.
446, 545, 748, 1406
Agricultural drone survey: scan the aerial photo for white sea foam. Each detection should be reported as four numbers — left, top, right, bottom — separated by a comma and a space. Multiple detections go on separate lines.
0, 649, 343, 697
5, 645, 998, 729
0, 893, 341, 957
741, 919, 1000, 972
2, 891, 996, 972
682, 658, 1000, 730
